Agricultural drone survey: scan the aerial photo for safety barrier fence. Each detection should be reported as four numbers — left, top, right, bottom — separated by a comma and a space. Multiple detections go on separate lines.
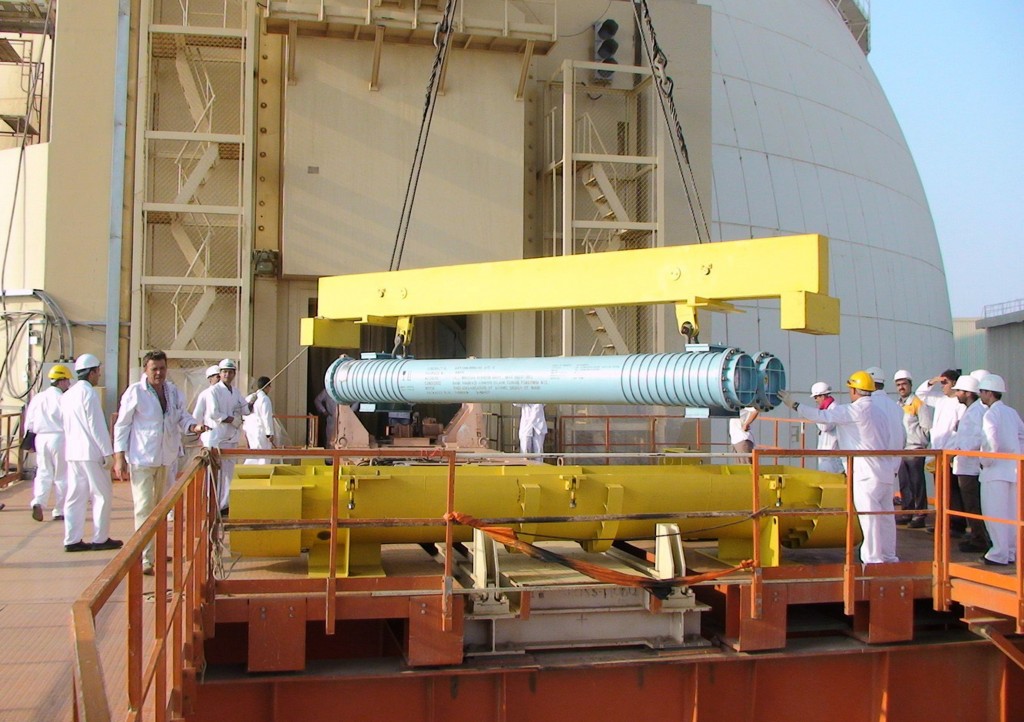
72, 445, 1024, 719
272, 413, 318, 449
0, 410, 23, 487
72, 454, 216, 722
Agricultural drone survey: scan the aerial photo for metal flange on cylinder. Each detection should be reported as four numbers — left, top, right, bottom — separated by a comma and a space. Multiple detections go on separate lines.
326, 345, 785, 414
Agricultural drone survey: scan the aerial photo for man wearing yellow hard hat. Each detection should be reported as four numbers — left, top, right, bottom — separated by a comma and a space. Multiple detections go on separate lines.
778, 371, 903, 564
23, 364, 73, 522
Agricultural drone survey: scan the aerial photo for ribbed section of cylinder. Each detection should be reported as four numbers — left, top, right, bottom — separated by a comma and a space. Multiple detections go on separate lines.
326, 349, 780, 411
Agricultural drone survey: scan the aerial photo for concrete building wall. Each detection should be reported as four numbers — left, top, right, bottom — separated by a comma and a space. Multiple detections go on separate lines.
953, 317, 987, 376
280, 38, 525, 277
977, 311, 1024, 411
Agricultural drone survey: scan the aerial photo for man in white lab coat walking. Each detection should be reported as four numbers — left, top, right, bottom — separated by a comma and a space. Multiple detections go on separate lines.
514, 403, 547, 457
196, 359, 251, 513
113, 350, 206, 574
24, 364, 73, 522
61, 354, 120, 552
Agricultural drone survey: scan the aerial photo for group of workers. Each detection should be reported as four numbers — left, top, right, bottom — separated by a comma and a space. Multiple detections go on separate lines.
23, 352, 275, 574
779, 367, 1023, 567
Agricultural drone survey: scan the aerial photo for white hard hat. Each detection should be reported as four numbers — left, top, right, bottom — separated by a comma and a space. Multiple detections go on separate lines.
979, 374, 1007, 394
810, 382, 832, 396
74, 353, 101, 372
205, 365, 221, 378
952, 375, 980, 394
865, 366, 885, 384
218, 358, 237, 370
893, 369, 912, 382
969, 369, 990, 381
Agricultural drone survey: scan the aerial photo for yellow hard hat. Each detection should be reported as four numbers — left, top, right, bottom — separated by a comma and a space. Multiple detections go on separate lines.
48, 364, 72, 381
846, 370, 874, 392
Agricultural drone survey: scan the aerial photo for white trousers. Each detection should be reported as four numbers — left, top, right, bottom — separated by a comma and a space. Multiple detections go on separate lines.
854, 480, 898, 564
217, 444, 236, 510
32, 432, 67, 515
519, 429, 546, 456
245, 428, 272, 465
981, 480, 1019, 564
130, 464, 168, 566
64, 460, 113, 545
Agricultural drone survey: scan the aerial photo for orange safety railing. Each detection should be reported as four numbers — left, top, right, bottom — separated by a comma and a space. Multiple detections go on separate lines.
272, 413, 318, 448
72, 453, 217, 722
0, 410, 23, 487
71, 446, 459, 721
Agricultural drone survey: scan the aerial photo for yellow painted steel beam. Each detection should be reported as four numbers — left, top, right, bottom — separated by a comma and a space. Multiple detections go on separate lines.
305, 235, 839, 345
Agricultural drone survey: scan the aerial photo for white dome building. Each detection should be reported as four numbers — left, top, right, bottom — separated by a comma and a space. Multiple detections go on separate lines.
706, 0, 953, 394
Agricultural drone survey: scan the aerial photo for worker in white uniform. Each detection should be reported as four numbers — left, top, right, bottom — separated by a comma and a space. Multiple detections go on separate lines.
948, 375, 989, 553
916, 369, 967, 535
866, 366, 906, 457
810, 382, 843, 474
192, 365, 221, 446
25, 364, 73, 521
113, 350, 207, 575
977, 374, 1024, 566
244, 376, 275, 464
61, 353, 120, 552
514, 403, 546, 457
779, 371, 901, 564
198, 359, 251, 512
728, 406, 759, 455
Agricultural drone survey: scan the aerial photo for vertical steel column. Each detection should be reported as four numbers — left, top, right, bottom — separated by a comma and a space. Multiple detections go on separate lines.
560, 60, 574, 356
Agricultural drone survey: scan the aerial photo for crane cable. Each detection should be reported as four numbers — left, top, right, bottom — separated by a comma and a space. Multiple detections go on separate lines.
388, 0, 461, 273
632, 0, 711, 244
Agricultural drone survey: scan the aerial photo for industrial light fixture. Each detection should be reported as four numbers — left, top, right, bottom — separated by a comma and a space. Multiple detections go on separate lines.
252, 249, 280, 278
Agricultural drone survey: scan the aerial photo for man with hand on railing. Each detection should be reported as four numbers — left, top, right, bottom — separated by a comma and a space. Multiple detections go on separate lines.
976, 374, 1024, 567
948, 375, 989, 554
778, 371, 901, 564
113, 350, 208, 575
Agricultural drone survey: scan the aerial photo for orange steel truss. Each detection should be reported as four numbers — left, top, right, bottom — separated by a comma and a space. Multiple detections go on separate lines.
71, 445, 1024, 721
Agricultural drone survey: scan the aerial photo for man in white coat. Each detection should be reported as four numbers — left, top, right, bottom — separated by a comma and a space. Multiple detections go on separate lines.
917, 369, 968, 536
779, 370, 901, 564
244, 376, 275, 464
24, 364, 73, 521
977, 374, 1024, 566
196, 359, 250, 512
514, 403, 547, 457
948, 375, 989, 553
61, 354, 120, 552
810, 382, 843, 474
113, 350, 206, 574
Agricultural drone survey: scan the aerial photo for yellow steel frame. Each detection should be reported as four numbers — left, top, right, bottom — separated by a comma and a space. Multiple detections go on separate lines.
302, 235, 840, 346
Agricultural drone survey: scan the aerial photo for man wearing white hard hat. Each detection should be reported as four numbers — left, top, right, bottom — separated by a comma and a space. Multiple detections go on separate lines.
810, 382, 843, 474
948, 375, 989, 553
197, 359, 251, 513
60, 354, 121, 552
893, 370, 930, 527
917, 369, 968, 536
977, 374, 1024, 566
192, 365, 221, 446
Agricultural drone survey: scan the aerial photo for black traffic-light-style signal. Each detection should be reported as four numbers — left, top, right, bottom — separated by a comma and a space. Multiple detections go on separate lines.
593, 18, 619, 83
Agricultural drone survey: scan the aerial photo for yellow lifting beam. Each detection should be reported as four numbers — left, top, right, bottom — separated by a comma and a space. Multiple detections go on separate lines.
301, 234, 839, 347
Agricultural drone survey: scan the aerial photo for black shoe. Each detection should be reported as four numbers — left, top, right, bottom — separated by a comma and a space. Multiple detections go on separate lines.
981, 556, 1009, 566
91, 538, 124, 551
959, 540, 989, 553
65, 541, 92, 552
895, 515, 911, 525
53, 515, 64, 521
907, 517, 926, 529
31, 504, 43, 522
220, 507, 229, 518
951, 528, 967, 539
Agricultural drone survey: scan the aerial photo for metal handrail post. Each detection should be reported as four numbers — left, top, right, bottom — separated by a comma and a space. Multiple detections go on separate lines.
749, 448, 762, 619
842, 452, 855, 615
